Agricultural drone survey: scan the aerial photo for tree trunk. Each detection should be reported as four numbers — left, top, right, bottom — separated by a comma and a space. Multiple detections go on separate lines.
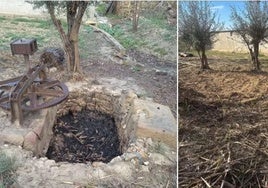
253, 43, 261, 71
66, 2, 87, 73
132, 1, 141, 32
105, 1, 117, 15
46, 4, 72, 72
198, 50, 210, 70
72, 35, 80, 72
46, 1, 88, 74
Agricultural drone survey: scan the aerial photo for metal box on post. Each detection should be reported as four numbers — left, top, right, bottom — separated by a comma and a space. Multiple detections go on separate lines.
10, 39, 37, 55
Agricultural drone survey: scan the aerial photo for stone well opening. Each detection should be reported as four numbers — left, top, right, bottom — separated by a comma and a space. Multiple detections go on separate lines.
45, 87, 137, 163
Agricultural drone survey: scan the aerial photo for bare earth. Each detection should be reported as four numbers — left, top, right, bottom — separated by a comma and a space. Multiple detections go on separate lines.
179, 56, 268, 187
80, 23, 177, 119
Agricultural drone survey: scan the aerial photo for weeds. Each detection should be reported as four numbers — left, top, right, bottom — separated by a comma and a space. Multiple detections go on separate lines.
163, 31, 176, 42
0, 16, 6, 22
0, 151, 17, 188
0, 5, 175, 59
98, 23, 143, 49
142, 8, 168, 29
95, 2, 107, 16
12, 17, 35, 23
98, 24, 124, 37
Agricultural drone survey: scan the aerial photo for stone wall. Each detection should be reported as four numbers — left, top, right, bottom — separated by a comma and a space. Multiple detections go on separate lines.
212, 31, 268, 54
0, 106, 57, 157
61, 79, 177, 150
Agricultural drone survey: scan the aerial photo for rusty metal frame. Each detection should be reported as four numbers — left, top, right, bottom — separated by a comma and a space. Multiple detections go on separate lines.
0, 64, 69, 125
0, 38, 69, 125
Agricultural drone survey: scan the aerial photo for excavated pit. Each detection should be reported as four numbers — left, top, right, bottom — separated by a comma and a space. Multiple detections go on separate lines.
45, 87, 136, 163
46, 109, 122, 163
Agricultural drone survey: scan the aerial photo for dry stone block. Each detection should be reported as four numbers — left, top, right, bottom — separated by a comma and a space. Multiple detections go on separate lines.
23, 131, 38, 152
36, 106, 57, 155
149, 153, 174, 166
0, 106, 57, 156
90, 168, 107, 180
131, 99, 177, 148
23, 107, 57, 156
0, 131, 24, 146
106, 161, 134, 179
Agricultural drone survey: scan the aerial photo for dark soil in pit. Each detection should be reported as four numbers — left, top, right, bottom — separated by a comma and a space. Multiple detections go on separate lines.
46, 109, 122, 163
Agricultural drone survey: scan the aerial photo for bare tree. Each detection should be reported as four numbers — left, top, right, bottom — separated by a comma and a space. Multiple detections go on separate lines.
179, 1, 221, 70
231, 1, 268, 71
30, 1, 89, 74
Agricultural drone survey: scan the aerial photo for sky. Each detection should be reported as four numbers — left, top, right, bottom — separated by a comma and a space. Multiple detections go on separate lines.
210, 1, 245, 30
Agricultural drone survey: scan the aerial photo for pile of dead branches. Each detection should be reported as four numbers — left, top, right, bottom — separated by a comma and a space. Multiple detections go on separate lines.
179, 127, 268, 187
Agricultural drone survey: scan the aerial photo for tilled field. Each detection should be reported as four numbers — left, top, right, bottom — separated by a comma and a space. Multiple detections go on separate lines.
179, 56, 268, 187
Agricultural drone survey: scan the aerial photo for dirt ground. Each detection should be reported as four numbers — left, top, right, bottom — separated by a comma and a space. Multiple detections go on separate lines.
0, 14, 177, 118
179, 55, 268, 187
78, 21, 177, 118
81, 47, 177, 117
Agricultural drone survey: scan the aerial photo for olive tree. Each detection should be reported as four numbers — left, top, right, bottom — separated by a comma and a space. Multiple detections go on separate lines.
179, 1, 221, 69
30, 1, 89, 74
231, 1, 268, 71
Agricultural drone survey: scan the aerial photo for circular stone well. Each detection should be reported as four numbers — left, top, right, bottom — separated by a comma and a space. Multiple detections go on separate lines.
46, 85, 137, 163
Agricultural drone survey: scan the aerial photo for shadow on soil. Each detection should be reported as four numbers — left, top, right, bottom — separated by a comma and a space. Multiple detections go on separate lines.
179, 66, 268, 187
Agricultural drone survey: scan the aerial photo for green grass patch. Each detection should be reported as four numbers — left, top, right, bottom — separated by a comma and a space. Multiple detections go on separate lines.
148, 16, 166, 28
95, 3, 107, 16
83, 25, 94, 33
2, 32, 48, 49
4, 32, 25, 41
11, 17, 53, 29
0, 151, 17, 187
12, 17, 36, 23
142, 10, 168, 29
34, 20, 53, 29
163, 32, 176, 42
98, 24, 124, 37
98, 23, 146, 49
119, 37, 138, 49
79, 35, 89, 59
0, 16, 6, 22
4, 32, 36, 41
105, 14, 124, 20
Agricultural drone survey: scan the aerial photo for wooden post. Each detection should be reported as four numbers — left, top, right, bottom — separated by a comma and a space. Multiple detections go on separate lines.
24, 54, 31, 70
10, 98, 23, 126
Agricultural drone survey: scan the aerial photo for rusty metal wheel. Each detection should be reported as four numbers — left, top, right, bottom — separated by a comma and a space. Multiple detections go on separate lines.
0, 76, 22, 109
0, 78, 68, 111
